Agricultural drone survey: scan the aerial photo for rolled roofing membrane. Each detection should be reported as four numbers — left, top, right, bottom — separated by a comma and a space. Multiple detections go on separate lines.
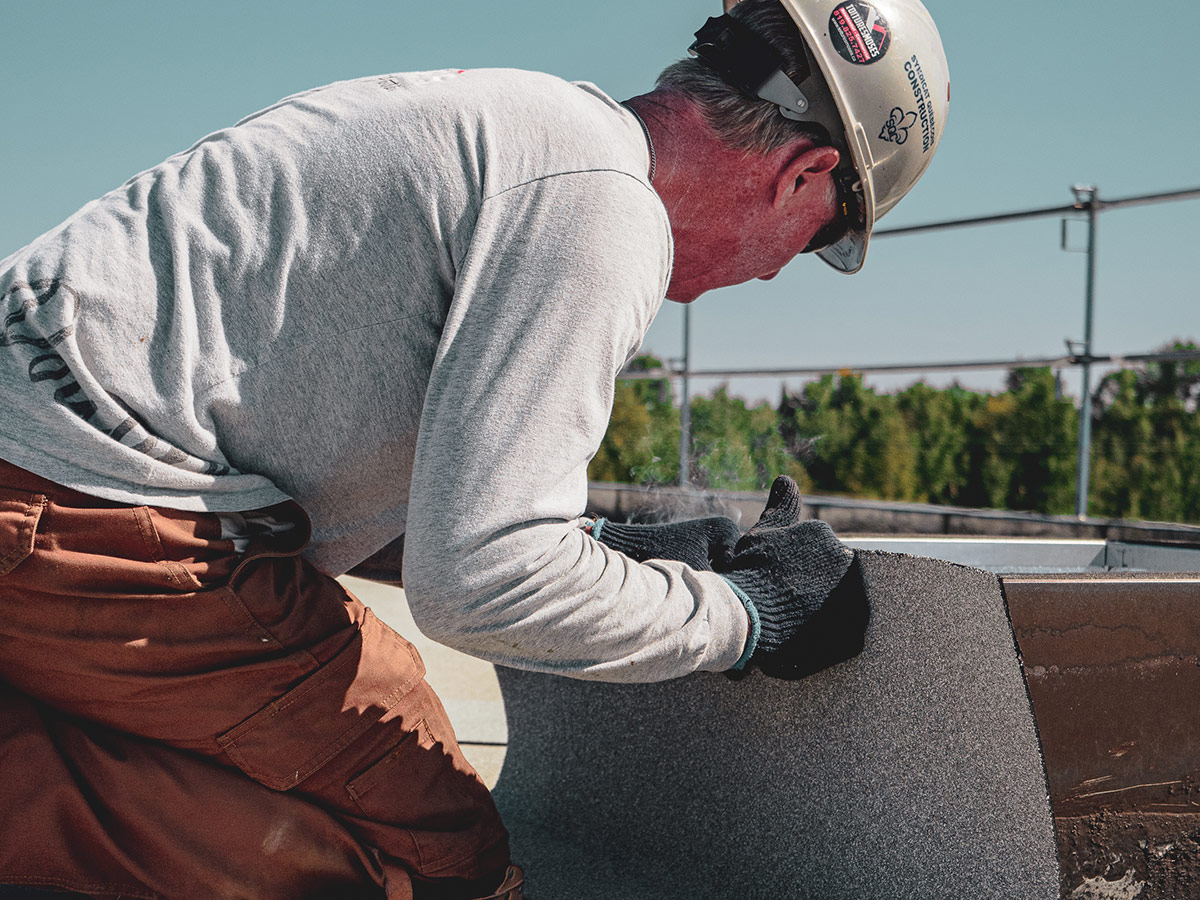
492, 551, 1059, 899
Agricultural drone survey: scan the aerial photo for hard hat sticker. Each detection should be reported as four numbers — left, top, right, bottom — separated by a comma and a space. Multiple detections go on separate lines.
879, 108, 917, 144
829, 2, 891, 65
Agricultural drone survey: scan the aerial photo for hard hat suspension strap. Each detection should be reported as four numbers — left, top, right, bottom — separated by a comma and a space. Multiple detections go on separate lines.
689, 15, 812, 118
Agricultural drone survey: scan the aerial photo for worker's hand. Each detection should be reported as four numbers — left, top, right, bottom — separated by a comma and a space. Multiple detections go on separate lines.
720, 476, 869, 680
589, 515, 741, 572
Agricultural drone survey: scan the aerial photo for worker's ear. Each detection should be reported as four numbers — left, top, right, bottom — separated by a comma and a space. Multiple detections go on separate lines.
773, 145, 840, 210
722, 0, 742, 11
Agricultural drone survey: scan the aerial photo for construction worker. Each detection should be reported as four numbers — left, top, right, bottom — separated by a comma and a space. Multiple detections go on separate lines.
0, 0, 948, 897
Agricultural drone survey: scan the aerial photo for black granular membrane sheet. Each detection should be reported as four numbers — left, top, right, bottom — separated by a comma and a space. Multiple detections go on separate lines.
492, 551, 1059, 899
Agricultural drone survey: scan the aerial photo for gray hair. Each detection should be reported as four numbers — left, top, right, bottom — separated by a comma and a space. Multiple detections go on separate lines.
657, 0, 825, 153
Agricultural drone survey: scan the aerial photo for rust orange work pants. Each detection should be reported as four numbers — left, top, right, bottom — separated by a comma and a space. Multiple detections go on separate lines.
0, 459, 510, 900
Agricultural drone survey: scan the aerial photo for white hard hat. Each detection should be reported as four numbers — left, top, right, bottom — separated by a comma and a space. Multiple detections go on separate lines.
692, 0, 950, 273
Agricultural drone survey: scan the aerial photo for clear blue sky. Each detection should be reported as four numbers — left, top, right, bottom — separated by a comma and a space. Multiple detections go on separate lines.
2, 0, 1196, 404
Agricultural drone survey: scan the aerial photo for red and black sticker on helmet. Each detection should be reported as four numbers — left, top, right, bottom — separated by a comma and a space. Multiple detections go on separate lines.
829, 2, 890, 65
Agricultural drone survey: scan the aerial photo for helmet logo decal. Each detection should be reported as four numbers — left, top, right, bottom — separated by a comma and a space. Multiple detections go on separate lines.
829, 2, 891, 65
879, 108, 918, 144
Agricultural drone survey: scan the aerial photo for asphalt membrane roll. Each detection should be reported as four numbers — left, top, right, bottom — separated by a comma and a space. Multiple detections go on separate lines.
492, 550, 1060, 899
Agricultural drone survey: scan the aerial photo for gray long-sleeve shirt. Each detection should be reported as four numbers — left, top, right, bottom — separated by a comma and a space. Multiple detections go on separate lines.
0, 68, 748, 680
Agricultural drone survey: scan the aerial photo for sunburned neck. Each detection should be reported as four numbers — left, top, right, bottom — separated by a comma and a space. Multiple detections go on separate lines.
624, 91, 791, 302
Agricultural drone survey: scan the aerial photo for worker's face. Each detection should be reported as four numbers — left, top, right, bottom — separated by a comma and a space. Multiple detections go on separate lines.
666, 144, 841, 303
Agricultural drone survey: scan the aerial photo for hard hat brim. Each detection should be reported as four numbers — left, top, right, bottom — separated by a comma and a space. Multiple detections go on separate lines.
816, 228, 867, 274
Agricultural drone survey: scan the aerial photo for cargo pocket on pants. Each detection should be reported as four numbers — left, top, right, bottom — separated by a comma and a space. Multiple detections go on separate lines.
0, 491, 44, 576
216, 609, 426, 792
344, 711, 494, 873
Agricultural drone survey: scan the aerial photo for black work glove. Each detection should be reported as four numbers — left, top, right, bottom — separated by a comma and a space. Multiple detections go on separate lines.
720, 476, 869, 679
590, 515, 741, 572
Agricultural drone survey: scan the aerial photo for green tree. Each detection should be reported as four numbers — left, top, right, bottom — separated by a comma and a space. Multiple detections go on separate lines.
1090, 368, 1163, 520
1091, 342, 1200, 523
589, 356, 679, 485
895, 382, 984, 505
778, 374, 917, 500
972, 368, 1078, 514
688, 387, 806, 491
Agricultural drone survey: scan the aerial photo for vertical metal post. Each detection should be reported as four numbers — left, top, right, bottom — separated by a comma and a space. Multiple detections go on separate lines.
679, 305, 692, 487
1073, 186, 1099, 518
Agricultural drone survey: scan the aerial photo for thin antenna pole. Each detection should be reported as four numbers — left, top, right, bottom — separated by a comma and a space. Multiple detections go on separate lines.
1074, 186, 1100, 518
679, 305, 692, 487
